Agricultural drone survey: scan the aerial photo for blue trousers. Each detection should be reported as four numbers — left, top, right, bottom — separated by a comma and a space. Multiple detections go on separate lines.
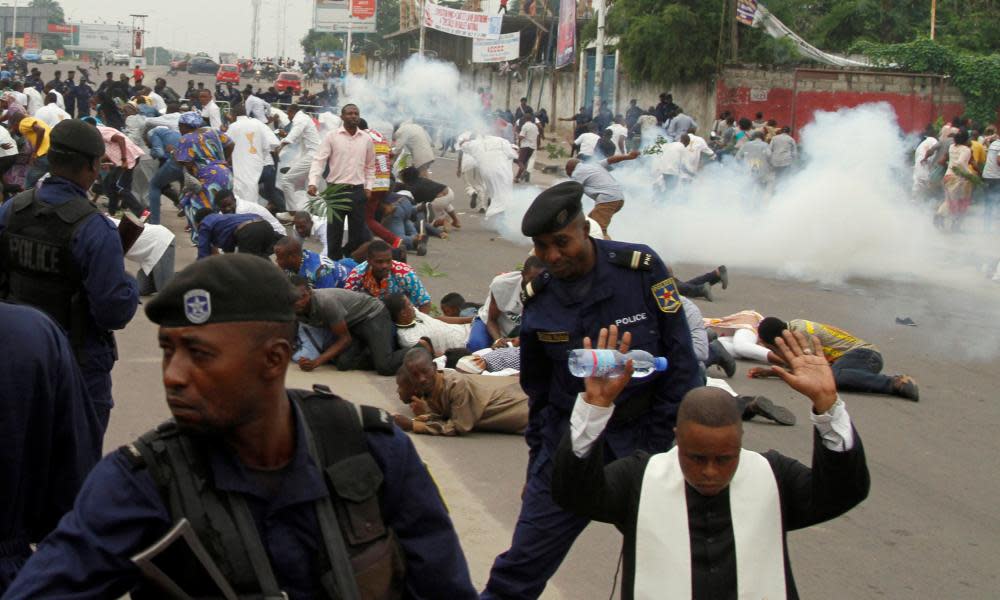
147, 160, 183, 224
466, 317, 492, 352
82, 366, 112, 439
831, 347, 894, 395
482, 440, 589, 599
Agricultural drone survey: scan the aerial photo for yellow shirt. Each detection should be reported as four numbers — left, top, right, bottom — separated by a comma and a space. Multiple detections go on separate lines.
971, 140, 987, 172
788, 319, 876, 362
18, 117, 50, 157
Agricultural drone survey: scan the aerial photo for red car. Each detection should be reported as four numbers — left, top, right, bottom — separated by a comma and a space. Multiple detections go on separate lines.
216, 64, 240, 85
169, 57, 188, 71
274, 72, 301, 94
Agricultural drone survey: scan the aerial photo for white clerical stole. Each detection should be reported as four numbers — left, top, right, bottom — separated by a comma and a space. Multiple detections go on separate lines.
634, 447, 787, 600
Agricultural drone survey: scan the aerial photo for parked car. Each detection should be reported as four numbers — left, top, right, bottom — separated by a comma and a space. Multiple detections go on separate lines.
22, 50, 40, 63
170, 57, 188, 71
216, 64, 240, 85
274, 72, 301, 94
111, 51, 130, 66
187, 56, 220, 75
39, 49, 57, 64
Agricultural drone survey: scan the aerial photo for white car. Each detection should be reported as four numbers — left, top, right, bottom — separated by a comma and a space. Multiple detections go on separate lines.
112, 51, 130, 66
39, 49, 57, 64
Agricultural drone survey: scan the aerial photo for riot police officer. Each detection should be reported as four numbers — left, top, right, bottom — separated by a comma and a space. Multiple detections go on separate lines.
482, 181, 701, 599
3, 254, 477, 599
0, 119, 140, 436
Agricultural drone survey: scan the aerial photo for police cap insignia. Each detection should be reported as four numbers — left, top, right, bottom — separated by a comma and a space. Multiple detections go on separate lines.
146, 254, 299, 327
651, 278, 682, 313
521, 181, 584, 237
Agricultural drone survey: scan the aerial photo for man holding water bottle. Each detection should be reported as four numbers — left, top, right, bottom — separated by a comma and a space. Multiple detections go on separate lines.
482, 181, 701, 599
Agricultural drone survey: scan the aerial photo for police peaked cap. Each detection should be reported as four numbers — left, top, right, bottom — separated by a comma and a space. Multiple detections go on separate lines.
146, 254, 299, 327
521, 181, 584, 237
49, 119, 106, 159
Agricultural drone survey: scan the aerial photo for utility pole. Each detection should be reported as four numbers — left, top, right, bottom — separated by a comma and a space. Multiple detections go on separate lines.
418, 0, 426, 56
250, 0, 260, 58
729, 0, 738, 61
929, 0, 936, 40
592, 0, 605, 115
11, 0, 17, 49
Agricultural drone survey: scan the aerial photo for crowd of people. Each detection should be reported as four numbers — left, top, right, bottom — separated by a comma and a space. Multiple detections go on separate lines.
0, 63, 953, 599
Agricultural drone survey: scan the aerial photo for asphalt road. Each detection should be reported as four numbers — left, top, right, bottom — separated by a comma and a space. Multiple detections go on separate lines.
28, 61, 1000, 598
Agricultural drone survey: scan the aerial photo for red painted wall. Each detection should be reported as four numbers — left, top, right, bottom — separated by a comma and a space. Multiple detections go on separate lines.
715, 75, 969, 135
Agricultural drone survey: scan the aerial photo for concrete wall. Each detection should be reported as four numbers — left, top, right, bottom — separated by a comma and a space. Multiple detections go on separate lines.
716, 67, 969, 134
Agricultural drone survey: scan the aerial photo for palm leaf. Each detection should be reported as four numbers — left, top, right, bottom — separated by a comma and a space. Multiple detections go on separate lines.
305, 183, 354, 222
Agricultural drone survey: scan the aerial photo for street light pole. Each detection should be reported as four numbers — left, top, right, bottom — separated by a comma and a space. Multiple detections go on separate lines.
592, 0, 605, 115
12, 0, 17, 49
930, 0, 936, 40
418, 0, 426, 56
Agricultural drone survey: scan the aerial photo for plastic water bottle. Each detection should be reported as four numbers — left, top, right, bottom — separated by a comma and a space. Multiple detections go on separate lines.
567, 349, 668, 379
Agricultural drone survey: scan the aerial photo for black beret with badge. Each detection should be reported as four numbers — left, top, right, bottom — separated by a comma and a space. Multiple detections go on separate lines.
48, 119, 106, 159
521, 181, 584, 237
146, 254, 299, 327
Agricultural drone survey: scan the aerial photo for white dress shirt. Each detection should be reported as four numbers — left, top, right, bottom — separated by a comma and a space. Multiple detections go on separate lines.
145, 112, 181, 131
234, 198, 285, 235
571, 394, 855, 458
34, 103, 70, 127
284, 110, 321, 155
147, 91, 167, 116
201, 100, 222, 130
23, 87, 42, 115
245, 95, 271, 122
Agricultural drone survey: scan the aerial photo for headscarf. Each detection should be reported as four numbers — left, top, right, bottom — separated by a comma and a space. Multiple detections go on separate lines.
179, 111, 204, 128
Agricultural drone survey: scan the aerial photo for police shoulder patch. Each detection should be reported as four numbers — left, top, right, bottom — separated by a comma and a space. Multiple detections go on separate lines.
651, 277, 681, 313
608, 249, 653, 271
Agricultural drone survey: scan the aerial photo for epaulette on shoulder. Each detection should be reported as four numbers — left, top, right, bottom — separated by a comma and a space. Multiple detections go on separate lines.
116, 420, 180, 472
521, 271, 550, 303
360, 405, 394, 433
607, 249, 654, 271
117, 443, 146, 471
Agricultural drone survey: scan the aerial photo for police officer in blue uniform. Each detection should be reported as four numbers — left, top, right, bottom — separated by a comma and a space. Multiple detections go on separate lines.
0, 119, 139, 436
3, 254, 477, 600
482, 181, 701, 599
0, 303, 101, 594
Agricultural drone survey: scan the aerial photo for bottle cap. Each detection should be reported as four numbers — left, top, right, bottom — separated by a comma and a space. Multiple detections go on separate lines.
653, 357, 668, 372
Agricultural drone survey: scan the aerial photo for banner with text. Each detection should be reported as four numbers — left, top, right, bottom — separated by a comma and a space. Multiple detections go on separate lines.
314, 0, 377, 33
423, 3, 502, 39
472, 32, 520, 63
735, 0, 758, 26
555, 0, 575, 69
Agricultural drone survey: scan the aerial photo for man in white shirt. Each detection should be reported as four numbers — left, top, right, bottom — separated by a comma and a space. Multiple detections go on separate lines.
0, 124, 19, 181
9, 85, 27, 109
392, 121, 435, 175
515, 111, 539, 183
215, 189, 286, 236
107, 217, 176, 296
551, 327, 869, 600
455, 131, 487, 209
198, 89, 223, 130
461, 134, 518, 218
277, 104, 322, 214
244, 92, 271, 123
291, 210, 329, 258
227, 103, 281, 206
684, 132, 715, 179
34, 93, 70, 127
22, 84, 42, 115
386, 294, 472, 355
144, 87, 167, 116
652, 137, 690, 190
573, 126, 601, 159
607, 116, 629, 155
145, 110, 181, 131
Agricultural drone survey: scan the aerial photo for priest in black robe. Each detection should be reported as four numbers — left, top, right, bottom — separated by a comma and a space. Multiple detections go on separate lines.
552, 327, 870, 600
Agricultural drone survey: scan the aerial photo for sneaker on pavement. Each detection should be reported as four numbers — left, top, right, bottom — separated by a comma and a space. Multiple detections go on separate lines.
709, 339, 736, 377
717, 265, 729, 290
892, 375, 920, 401
701, 283, 713, 302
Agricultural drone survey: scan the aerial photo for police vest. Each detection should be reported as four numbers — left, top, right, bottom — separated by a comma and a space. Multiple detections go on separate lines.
0, 189, 98, 358
121, 386, 406, 600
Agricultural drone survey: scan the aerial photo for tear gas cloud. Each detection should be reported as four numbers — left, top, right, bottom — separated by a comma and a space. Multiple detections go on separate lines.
493, 103, 995, 287
341, 55, 489, 139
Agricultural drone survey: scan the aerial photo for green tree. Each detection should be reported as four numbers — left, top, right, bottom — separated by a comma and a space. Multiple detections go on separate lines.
29, 0, 65, 24
605, 0, 724, 84
301, 30, 345, 56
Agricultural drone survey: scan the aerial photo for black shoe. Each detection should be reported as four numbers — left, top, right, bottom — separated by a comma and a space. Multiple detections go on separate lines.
470, 192, 478, 209
709, 339, 735, 377
416, 239, 428, 256
748, 396, 796, 426
717, 265, 729, 290
701, 283, 713, 302
892, 375, 920, 401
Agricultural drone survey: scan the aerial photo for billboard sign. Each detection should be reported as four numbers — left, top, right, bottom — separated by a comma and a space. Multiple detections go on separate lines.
314, 0, 377, 33
70, 23, 132, 51
472, 31, 519, 63
736, 0, 758, 26
423, 3, 501, 39
555, 0, 575, 68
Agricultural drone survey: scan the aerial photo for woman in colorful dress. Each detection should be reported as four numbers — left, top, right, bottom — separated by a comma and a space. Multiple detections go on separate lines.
174, 111, 234, 241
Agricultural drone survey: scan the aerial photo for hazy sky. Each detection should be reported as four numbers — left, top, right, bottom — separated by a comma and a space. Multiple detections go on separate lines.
56, 0, 316, 59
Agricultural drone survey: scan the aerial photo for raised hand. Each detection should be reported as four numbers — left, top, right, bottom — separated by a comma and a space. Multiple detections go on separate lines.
770, 330, 838, 413
581, 325, 633, 408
